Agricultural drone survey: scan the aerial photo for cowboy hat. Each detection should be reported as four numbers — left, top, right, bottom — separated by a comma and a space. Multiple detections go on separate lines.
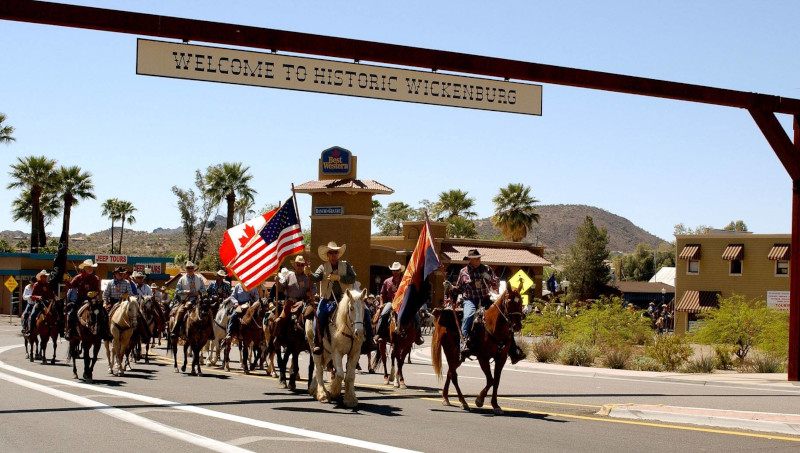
131, 271, 144, 278
36, 269, 48, 279
389, 262, 405, 272
112, 266, 128, 274
78, 259, 97, 269
463, 249, 482, 260
216, 269, 227, 277
159, 286, 167, 291
149, 283, 158, 289
185, 260, 197, 269
317, 241, 346, 261
293, 255, 306, 265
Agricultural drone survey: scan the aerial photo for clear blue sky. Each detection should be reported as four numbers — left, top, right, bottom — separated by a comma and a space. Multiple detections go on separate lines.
1, 1, 798, 243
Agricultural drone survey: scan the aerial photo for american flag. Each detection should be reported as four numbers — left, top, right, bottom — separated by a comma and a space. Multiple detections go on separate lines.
228, 197, 304, 290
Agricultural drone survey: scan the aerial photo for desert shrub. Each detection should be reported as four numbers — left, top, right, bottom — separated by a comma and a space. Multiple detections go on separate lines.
682, 354, 715, 373
646, 334, 692, 371
559, 342, 598, 367
531, 338, 562, 363
713, 344, 735, 370
742, 354, 786, 373
561, 296, 652, 349
602, 346, 631, 369
629, 355, 664, 372
525, 306, 567, 339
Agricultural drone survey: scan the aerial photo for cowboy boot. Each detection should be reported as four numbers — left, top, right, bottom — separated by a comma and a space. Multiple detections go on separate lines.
508, 337, 527, 365
414, 314, 424, 345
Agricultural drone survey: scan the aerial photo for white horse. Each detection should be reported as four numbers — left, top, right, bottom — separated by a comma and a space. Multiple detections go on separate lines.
305, 288, 367, 408
105, 297, 139, 376
206, 298, 232, 367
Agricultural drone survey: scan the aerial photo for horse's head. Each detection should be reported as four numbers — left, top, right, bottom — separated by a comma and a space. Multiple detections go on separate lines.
197, 296, 212, 319
505, 281, 525, 332
123, 296, 140, 328
341, 288, 367, 339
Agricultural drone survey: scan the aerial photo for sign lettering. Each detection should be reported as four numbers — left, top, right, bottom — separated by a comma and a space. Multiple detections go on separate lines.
314, 206, 344, 216
95, 254, 128, 264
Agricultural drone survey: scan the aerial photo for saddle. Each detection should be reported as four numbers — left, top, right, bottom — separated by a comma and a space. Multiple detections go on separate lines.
234, 302, 250, 315
303, 301, 317, 320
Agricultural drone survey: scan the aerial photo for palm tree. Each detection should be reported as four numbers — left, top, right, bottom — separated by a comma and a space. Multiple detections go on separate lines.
116, 200, 137, 254
437, 189, 477, 219
0, 113, 15, 144
492, 183, 540, 242
101, 198, 121, 253
49, 166, 95, 292
205, 162, 257, 229
234, 194, 256, 224
7, 156, 57, 252
11, 190, 62, 232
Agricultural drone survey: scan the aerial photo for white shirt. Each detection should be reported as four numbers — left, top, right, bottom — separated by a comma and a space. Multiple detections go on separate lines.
23, 283, 34, 305
134, 283, 153, 297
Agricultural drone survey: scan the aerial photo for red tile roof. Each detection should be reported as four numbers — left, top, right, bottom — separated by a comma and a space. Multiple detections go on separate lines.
440, 243, 551, 266
613, 281, 675, 294
294, 178, 393, 194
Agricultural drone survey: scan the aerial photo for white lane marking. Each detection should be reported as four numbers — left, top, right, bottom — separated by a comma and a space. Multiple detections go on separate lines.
0, 344, 420, 453
0, 369, 252, 453
228, 436, 325, 445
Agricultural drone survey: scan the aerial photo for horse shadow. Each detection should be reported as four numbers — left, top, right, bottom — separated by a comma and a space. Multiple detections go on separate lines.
429, 407, 567, 423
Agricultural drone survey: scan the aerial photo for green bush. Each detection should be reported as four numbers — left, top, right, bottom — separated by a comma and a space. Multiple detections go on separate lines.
713, 344, 735, 370
629, 355, 664, 372
524, 306, 567, 339
561, 296, 652, 349
530, 338, 562, 363
559, 343, 598, 367
742, 354, 786, 373
646, 334, 692, 371
682, 354, 715, 373
602, 346, 631, 369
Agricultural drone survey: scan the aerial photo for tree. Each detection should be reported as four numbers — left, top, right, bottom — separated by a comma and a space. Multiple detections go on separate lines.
564, 216, 611, 300
372, 199, 382, 217
615, 242, 655, 281
7, 155, 57, 252
49, 166, 95, 292
116, 200, 137, 254
446, 216, 478, 239
0, 113, 15, 145
11, 190, 62, 233
723, 220, 748, 232
101, 198, 121, 253
693, 294, 789, 360
234, 197, 255, 225
205, 162, 256, 229
436, 189, 476, 219
374, 201, 414, 235
674, 223, 712, 235
193, 169, 219, 262
0, 239, 12, 253
414, 198, 442, 221
172, 186, 198, 259
492, 183, 540, 242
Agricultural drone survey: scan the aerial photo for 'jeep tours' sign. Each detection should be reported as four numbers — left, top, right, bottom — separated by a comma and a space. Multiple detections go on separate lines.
136, 39, 542, 116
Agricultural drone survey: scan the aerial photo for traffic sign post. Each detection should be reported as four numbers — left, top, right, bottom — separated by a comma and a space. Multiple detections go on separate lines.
508, 270, 534, 306
4, 276, 18, 293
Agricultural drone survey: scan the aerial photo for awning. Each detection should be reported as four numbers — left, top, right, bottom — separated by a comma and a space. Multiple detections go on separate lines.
678, 244, 701, 260
721, 244, 743, 261
675, 290, 720, 314
768, 244, 791, 261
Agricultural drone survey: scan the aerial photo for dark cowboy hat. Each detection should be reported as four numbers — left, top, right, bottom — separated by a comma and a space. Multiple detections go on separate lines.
463, 249, 482, 260
112, 266, 128, 274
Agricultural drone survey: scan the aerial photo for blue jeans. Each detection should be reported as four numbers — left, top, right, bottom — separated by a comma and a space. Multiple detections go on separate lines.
461, 297, 490, 343
22, 303, 34, 329
226, 310, 239, 335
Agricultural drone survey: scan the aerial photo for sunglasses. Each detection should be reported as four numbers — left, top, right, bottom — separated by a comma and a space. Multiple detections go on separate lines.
327, 251, 339, 255
295, 263, 306, 267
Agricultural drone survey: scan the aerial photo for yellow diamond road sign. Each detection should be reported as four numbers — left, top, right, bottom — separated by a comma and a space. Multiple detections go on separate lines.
508, 270, 534, 306
5, 276, 19, 293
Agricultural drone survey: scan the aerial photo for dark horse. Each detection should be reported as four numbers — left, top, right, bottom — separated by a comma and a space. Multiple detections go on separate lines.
386, 312, 419, 389
226, 299, 268, 375
172, 297, 214, 376
35, 299, 63, 365
431, 306, 469, 410
69, 298, 104, 382
270, 299, 311, 390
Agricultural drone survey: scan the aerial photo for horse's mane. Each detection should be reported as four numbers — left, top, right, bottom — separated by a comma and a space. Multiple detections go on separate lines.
112, 297, 139, 324
241, 299, 262, 325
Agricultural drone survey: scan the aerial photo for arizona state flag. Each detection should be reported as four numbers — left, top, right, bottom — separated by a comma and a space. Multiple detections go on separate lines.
392, 217, 441, 324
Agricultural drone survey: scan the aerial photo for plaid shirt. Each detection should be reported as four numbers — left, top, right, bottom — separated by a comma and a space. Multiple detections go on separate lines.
207, 280, 232, 300
456, 263, 497, 301
103, 278, 132, 303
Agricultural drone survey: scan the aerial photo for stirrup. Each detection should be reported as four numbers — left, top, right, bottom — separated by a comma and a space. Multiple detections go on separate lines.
313, 345, 322, 355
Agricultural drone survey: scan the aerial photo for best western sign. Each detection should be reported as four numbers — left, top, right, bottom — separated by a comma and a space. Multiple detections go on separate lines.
136, 39, 542, 116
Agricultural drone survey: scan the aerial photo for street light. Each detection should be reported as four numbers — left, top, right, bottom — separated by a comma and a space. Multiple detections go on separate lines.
561, 279, 570, 295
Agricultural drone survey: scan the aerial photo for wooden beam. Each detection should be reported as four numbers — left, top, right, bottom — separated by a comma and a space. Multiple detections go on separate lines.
2, 0, 800, 115
749, 110, 800, 180
789, 117, 800, 381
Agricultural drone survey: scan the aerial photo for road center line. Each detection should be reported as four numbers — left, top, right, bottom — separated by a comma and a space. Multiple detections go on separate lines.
0, 344, 420, 453
0, 369, 252, 453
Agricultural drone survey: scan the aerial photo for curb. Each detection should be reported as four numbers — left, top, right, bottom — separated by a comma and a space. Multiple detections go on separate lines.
599, 404, 800, 436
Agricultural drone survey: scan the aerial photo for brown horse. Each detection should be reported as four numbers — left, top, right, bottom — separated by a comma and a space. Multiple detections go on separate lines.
471, 282, 525, 415
431, 307, 469, 410
226, 299, 268, 375
387, 312, 418, 389
132, 296, 161, 364
36, 299, 63, 365
173, 297, 214, 375
69, 298, 104, 382
23, 303, 41, 362
270, 299, 311, 390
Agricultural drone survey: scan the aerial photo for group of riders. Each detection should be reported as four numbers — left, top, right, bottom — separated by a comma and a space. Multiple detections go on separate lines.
20, 240, 526, 367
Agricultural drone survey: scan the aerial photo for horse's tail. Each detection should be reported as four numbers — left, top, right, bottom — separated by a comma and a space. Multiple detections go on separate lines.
431, 321, 443, 381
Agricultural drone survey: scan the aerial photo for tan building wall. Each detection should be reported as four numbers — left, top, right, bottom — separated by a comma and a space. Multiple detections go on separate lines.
674, 233, 791, 334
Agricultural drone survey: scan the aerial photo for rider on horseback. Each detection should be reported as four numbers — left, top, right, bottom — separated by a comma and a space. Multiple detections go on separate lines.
102, 266, 132, 340
447, 249, 527, 365
65, 259, 101, 340
310, 241, 376, 355
273, 255, 313, 344
20, 277, 35, 334
375, 262, 424, 345
170, 261, 206, 338
206, 269, 232, 303
24, 271, 53, 334
224, 280, 260, 340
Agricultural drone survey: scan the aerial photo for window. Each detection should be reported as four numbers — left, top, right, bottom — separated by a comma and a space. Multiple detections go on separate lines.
729, 259, 742, 275
688, 260, 699, 274
777, 260, 789, 276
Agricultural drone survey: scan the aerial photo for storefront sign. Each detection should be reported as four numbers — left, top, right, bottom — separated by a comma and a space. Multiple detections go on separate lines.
320, 147, 351, 175
134, 263, 163, 274
314, 206, 344, 216
95, 254, 128, 264
137, 39, 543, 115
767, 291, 790, 311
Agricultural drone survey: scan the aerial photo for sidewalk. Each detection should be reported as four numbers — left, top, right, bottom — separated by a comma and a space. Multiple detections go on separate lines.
0, 314, 21, 327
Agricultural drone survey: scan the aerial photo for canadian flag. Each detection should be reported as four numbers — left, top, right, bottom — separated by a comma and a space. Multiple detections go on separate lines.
219, 209, 278, 270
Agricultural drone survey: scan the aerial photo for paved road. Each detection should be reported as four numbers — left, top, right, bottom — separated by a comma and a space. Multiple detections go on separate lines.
2, 323, 800, 452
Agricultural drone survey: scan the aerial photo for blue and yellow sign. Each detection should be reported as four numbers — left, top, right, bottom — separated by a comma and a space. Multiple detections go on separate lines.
319, 146, 354, 178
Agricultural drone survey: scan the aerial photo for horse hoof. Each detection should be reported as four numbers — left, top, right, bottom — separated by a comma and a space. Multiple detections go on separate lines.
279, 381, 287, 389
289, 383, 296, 391
442, 399, 451, 407
399, 382, 407, 389
174, 368, 179, 373
461, 401, 470, 411
190, 371, 197, 376
73, 373, 79, 380
384, 378, 389, 385
344, 396, 358, 408
493, 407, 504, 416
475, 397, 484, 408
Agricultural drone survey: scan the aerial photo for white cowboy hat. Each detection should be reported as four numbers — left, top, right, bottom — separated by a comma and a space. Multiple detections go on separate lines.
293, 255, 306, 265
78, 259, 97, 269
131, 271, 144, 278
149, 283, 158, 289
317, 241, 346, 261
389, 262, 405, 272
216, 269, 227, 277
36, 269, 48, 279
185, 260, 197, 269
